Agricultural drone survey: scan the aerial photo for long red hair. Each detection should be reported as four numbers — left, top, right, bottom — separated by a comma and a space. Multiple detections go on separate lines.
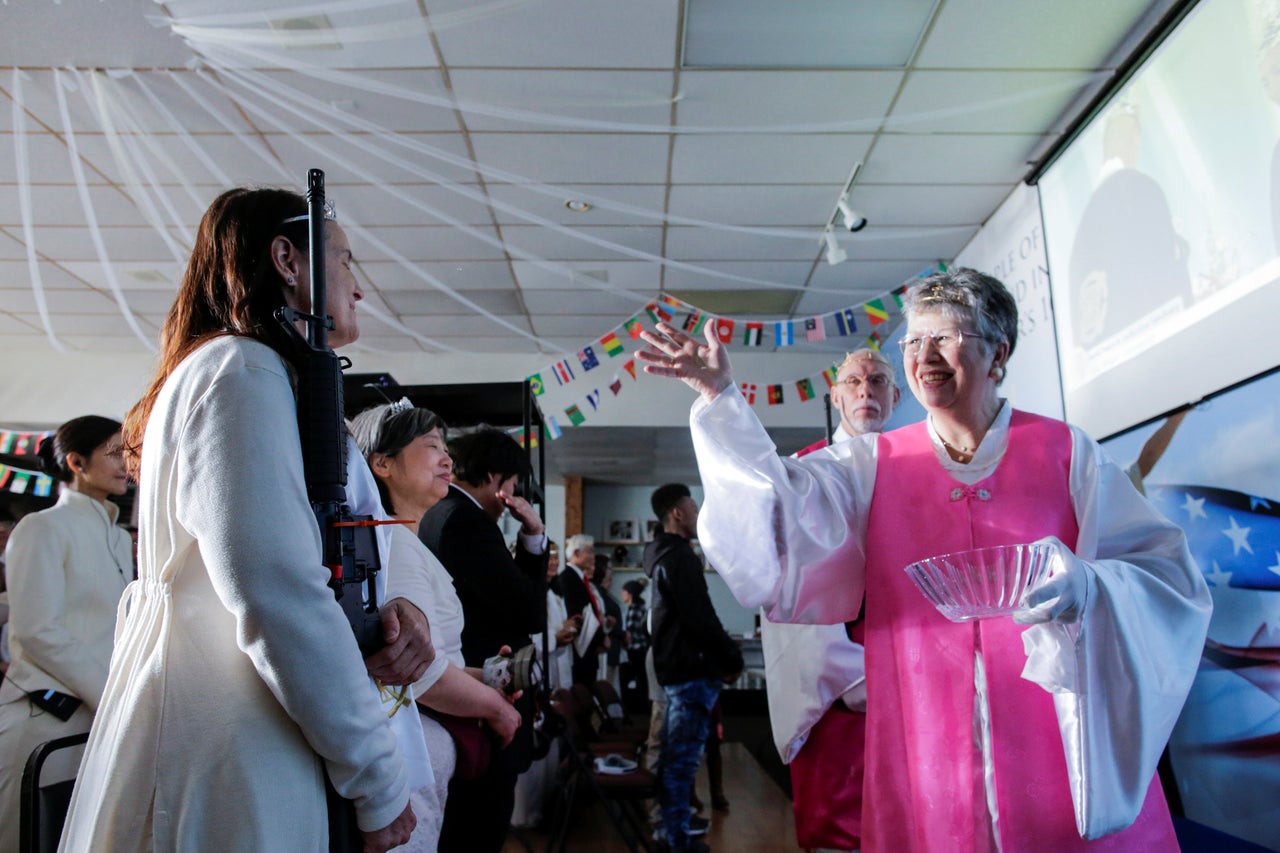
122, 187, 311, 475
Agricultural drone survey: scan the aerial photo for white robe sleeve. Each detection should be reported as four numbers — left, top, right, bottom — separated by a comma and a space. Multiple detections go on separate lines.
1021, 427, 1212, 839
690, 385, 877, 624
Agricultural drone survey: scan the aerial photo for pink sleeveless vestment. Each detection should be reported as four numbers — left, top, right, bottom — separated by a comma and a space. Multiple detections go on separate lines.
861, 411, 1175, 852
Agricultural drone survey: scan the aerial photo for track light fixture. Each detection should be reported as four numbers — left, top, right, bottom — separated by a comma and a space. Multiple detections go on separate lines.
837, 199, 867, 232
823, 227, 847, 265
818, 161, 867, 263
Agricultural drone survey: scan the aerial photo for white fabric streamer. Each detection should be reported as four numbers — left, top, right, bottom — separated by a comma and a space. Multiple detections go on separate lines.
132, 72, 233, 187
11, 68, 66, 352
52, 69, 158, 354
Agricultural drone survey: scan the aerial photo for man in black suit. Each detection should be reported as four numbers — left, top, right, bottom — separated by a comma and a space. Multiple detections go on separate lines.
558, 534, 612, 687
418, 428, 547, 853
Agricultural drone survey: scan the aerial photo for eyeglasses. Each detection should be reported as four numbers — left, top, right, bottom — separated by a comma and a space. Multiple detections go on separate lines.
898, 328, 987, 356
836, 374, 893, 390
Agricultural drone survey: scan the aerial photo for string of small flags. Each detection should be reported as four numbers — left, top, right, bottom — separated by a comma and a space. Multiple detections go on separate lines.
0, 426, 55, 496
520, 264, 944, 439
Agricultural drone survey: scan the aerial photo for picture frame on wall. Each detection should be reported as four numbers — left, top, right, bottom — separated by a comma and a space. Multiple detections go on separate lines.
645, 519, 660, 541
606, 518, 638, 543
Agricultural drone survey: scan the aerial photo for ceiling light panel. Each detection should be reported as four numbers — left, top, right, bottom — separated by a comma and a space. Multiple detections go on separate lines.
683, 0, 937, 69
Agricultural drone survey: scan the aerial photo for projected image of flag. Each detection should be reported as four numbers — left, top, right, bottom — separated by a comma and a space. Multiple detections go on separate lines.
1147, 485, 1280, 590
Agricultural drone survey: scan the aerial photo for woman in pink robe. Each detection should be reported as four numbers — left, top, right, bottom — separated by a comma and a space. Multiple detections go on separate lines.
637, 269, 1212, 852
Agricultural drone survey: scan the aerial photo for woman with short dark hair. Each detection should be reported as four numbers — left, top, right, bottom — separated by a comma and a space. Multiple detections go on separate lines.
0, 415, 131, 850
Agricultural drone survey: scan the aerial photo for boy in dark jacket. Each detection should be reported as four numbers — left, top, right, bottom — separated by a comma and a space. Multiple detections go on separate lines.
643, 484, 743, 853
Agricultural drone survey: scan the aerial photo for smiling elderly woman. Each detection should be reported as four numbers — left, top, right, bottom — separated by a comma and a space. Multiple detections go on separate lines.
637, 268, 1211, 853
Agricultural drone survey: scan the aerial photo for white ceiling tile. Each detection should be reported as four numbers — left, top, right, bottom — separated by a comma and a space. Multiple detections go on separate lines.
860, 134, 1047, 185
448, 70, 677, 132
56, 334, 158, 353
530, 315, 623, 337
0, 185, 160, 228
661, 260, 815, 292
0, 315, 43, 335
14, 312, 155, 336
1, 0, 195, 68
355, 224, 506, 262
58, 261, 185, 291
684, 0, 935, 69
487, 185, 670, 228
848, 184, 1013, 227
21, 227, 185, 263
469, 134, 670, 184
428, 0, 680, 69
511, 260, 661, 293
337, 183, 492, 228
0, 260, 91, 290
359, 261, 516, 291
498, 225, 664, 261
915, 0, 1168, 70
401, 313, 532, 337
382, 289, 525, 315
666, 185, 833, 227
259, 132, 479, 187
664, 227, 819, 262
521, 289, 648, 316
675, 71, 903, 131
889, 70, 1098, 134
671, 133, 872, 184
832, 225, 977, 261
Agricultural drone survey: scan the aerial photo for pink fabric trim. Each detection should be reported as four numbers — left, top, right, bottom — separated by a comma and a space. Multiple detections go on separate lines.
859, 411, 1174, 851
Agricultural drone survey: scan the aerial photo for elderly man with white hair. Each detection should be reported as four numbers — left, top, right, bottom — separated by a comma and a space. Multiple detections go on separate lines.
762, 347, 900, 853
557, 534, 611, 686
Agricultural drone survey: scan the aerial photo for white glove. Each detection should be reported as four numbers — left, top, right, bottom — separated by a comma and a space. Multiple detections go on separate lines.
1012, 535, 1090, 625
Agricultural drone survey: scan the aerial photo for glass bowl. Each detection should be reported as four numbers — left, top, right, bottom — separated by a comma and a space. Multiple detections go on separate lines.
903, 542, 1055, 622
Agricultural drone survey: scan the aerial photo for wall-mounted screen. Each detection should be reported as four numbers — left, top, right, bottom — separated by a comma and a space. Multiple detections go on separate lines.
1039, 0, 1280, 438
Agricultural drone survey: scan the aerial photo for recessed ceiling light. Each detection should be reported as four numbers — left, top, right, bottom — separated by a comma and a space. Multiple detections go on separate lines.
564, 200, 592, 213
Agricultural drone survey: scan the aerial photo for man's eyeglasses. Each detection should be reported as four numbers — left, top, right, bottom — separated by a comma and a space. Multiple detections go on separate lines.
836, 374, 893, 390
898, 328, 988, 356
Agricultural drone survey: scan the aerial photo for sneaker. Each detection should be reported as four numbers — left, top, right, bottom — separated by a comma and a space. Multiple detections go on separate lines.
593, 753, 638, 775
687, 815, 710, 837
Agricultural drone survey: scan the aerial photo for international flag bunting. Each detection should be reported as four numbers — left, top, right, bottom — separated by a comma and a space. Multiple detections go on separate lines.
528, 373, 545, 396
659, 293, 683, 309
865, 298, 890, 326
804, 317, 826, 343
740, 382, 758, 404
796, 378, 817, 402
609, 377, 623, 395
600, 331, 625, 357
683, 313, 708, 335
510, 428, 538, 450
743, 322, 763, 346
545, 416, 564, 440
767, 384, 785, 405
835, 309, 858, 336
867, 331, 884, 352
578, 346, 600, 371
624, 359, 637, 379
624, 317, 643, 339
0, 433, 14, 453
891, 286, 906, 308
645, 303, 673, 324
1148, 485, 1280, 590
554, 360, 575, 385
822, 365, 840, 388
9, 471, 31, 493
713, 317, 735, 344
33, 473, 53, 497
774, 321, 794, 347
565, 404, 586, 427
586, 389, 601, 411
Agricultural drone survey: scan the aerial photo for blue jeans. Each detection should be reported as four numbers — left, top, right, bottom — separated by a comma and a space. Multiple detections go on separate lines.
659, 678, 722, 846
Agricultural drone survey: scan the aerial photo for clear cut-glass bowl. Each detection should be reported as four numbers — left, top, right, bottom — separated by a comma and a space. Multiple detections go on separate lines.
903, 542, 1055, 622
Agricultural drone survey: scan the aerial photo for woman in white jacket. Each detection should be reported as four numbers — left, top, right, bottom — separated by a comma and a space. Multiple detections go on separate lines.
59, 187, 434, 852
0, 415, 131, 851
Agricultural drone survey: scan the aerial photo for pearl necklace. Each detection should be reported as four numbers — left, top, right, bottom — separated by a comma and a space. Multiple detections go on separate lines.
938, 435, 976, 455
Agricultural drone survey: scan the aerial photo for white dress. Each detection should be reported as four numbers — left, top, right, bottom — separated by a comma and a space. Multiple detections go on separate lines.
60, 337, 409, 851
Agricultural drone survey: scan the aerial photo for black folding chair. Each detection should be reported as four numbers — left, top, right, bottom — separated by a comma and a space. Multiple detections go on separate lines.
20, 731, 89, 853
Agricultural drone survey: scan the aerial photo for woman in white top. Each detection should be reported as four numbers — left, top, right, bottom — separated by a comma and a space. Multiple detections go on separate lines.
351, 400, 522, 851
0, 415, 131, 850
59, 187, 435, 852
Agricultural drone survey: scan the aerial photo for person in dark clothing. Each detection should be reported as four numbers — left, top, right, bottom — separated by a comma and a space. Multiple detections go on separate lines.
644, 483, 743, 853
558, 534, 609, 687
418, 428, 547, 853
621, 579, 650, 709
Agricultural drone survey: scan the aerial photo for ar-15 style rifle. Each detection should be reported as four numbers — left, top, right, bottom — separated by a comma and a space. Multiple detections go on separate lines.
274, 168, 381, 852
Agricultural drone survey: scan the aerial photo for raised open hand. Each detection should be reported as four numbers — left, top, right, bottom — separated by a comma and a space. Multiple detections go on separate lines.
636, 322, 733, 401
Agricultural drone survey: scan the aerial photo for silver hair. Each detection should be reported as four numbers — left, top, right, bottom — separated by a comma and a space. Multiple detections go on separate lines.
837, 347, 895, 383
902, 267, 1019, 360
565, 533, 595, 558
